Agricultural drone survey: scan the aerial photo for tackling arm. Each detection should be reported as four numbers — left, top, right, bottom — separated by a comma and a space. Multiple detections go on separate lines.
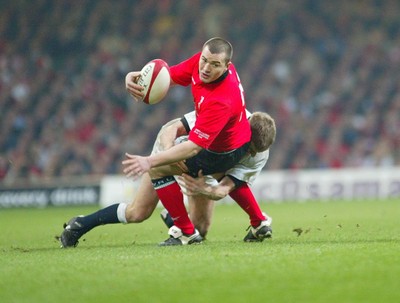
156, 119, 188, 152
176, 151, 269, 200
177, 172, 237, 201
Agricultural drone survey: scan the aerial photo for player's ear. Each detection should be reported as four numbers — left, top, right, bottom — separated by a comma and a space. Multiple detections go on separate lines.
223, 61, 231, 72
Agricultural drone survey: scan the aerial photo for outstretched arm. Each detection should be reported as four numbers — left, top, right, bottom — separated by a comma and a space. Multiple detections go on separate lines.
122, 140, 202, 179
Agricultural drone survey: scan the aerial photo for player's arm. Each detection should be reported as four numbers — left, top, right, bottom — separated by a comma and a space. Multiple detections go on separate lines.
123, 140, 202, 178
125, 53, 198, 101
158, 119, 188, 151
149, 140, 201, 167
177, 151, 268, 200
148, 114, 197, 167
177, 171, 243, 200
122, 112, 198, 178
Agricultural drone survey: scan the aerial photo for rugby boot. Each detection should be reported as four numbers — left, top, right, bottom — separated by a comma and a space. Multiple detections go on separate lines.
60, 216, 85, 248
243, 216, 273, 242
159, 226, 203, 246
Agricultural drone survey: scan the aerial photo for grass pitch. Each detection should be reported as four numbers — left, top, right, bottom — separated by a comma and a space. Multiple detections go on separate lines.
1, 199, 399, 303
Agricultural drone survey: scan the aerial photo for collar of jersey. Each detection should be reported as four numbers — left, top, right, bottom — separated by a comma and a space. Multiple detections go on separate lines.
208, 69, 229, 84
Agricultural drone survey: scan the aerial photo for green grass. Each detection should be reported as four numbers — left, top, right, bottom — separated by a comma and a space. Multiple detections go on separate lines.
1, 199, 399, 303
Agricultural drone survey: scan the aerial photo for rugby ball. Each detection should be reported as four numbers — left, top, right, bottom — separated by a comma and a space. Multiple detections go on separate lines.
137, 59, 170, 104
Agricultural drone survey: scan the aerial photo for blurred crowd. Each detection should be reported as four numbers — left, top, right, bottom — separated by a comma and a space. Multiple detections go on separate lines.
1, 0, 399, 184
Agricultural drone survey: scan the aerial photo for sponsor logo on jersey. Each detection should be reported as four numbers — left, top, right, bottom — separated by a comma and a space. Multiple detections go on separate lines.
193, 128, 210, 140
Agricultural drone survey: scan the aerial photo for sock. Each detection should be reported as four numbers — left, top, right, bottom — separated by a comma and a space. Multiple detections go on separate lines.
78, 203, 121, 234
117, 203, 128, 224
160, 209, 174, 228
229, 184, 266, 227
152, 176, 194, 235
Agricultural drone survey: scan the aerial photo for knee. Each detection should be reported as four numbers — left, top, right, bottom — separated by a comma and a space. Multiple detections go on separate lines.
125, 203, 152, 223
148, 167, 162, 179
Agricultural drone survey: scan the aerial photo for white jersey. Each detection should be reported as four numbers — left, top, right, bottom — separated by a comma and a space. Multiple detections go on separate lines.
151, 118, 182, 155
183, 111, 269, 185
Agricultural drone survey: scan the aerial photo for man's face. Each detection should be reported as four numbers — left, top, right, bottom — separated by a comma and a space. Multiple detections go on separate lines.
198, 46, 229, 83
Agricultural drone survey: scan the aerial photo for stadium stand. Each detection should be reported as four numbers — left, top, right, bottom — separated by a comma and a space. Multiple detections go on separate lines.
0, 0, 399, 184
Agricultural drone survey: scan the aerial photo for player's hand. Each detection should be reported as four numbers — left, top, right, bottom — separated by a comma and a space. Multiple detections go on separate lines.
122, 153, 151, 179
177, 170, 211, 196
125, 71, 145, 101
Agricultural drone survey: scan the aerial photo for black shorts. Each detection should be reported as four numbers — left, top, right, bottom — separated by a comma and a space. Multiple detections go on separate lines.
185, 142, 250, 177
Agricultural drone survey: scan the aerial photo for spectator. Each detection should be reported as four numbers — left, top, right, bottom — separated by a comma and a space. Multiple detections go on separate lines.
0, 0, 399, 184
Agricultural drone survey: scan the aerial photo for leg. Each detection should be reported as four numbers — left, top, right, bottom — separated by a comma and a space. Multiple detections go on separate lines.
125, 173, 159, 223
152, 176, 202, 245
150, 165, 195, 235
59, 173, 160, 248
229, 183, 267, 227
188, 195, 215, 239
229, 184, 272, 242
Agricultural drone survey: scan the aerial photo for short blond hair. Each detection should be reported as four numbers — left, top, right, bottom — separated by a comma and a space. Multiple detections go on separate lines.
249, 112, 276, 152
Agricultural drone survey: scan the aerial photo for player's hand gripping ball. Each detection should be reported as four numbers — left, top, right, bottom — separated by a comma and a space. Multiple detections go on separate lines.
137, 59, 171, 104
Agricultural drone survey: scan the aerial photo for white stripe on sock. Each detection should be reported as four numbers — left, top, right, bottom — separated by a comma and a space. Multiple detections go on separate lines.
117, 203, 128, 224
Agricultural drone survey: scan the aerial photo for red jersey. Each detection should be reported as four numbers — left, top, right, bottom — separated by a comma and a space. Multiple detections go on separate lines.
170, 52, 251, 152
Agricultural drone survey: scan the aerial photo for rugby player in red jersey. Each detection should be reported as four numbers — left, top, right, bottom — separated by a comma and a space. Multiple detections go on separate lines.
122, 37, 252, 245
58, 110, 276, 248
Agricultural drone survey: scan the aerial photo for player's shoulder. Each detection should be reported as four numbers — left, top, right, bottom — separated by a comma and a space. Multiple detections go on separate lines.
228, 62, 237, 72
239, 149, 269, 166
185, 52, 201, 66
